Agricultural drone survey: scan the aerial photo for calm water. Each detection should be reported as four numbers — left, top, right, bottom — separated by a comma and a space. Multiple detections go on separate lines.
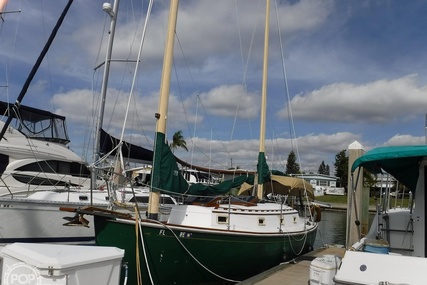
314, 210, 347, 248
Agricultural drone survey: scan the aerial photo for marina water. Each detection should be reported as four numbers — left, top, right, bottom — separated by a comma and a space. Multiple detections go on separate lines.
314, 210, 347, 248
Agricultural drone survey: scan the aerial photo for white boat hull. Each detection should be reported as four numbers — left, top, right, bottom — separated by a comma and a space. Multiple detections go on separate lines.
0, 199, 96, 244
0, 188, 175, 245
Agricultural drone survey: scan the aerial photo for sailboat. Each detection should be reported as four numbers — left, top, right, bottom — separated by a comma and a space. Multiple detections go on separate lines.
68, 0, 318, 284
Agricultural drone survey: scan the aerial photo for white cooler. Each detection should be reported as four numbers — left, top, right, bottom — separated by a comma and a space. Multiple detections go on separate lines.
309, 254, 341, 285
1, 243, 124, 285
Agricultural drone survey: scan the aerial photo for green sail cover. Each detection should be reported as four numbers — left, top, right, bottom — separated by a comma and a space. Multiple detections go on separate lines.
187, 175, 254, 195
257, 152, 270, 184
151, 132, 252, 195
151, 132, 189, 194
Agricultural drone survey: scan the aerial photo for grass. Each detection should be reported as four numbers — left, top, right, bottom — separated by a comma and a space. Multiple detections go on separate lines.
315, 194, 411, 208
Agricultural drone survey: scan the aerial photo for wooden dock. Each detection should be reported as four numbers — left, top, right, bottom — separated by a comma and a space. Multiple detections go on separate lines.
237, 246, 345, 285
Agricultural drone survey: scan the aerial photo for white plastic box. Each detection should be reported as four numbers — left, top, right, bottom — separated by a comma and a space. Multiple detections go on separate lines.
1, 243, 124, 285
309, 254, 341, 285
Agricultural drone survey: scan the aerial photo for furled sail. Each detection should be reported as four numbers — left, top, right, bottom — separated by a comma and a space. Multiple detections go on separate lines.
99, 128, 153, 163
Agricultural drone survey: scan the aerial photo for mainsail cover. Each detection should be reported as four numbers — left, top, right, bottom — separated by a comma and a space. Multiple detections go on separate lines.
100, 129, 153, 163
151, 132, 189, 194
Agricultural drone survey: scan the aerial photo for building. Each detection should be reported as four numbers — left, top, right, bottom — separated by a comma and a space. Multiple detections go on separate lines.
294, 173, 345, 196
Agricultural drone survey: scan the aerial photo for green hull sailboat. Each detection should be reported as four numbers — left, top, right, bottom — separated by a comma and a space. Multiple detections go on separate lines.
93, 203, 317, 284
75, 0, 318, 284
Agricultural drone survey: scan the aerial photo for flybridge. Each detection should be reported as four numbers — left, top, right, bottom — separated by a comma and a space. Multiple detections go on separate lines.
0, 100, 70, 144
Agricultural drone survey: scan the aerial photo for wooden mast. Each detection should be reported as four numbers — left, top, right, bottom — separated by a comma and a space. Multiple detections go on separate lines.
257, 0, 270, 200
147, 0, 179, 220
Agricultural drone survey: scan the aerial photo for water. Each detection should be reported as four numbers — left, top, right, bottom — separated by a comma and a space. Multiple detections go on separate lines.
314, 210, 347, 248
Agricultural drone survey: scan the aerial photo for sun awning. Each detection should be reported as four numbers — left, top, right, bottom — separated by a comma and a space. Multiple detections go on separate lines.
351, 145, 427, 192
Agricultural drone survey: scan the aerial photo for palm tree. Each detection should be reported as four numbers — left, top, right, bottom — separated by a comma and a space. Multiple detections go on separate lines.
170, 130, 188, 153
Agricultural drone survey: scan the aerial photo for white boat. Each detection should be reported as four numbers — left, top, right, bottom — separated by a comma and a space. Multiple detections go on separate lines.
324, 145, 427, 285
0, 104, 93, 195
0, 101, 176, 244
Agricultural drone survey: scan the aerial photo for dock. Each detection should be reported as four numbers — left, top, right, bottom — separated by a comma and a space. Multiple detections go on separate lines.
237, 246, 345, 285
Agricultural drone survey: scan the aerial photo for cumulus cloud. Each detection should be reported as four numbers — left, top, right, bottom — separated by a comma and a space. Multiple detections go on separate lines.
174, 131, 361, 172
278, 75, 427, 124
198, 85, 259, 119
3, 0, 425, 174
384, 134, 425, 146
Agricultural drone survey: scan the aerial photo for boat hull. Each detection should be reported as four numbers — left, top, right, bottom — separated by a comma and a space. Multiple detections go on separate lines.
0, 199, 96, 244
94, 216, 317, 285
0, 189, 174, 245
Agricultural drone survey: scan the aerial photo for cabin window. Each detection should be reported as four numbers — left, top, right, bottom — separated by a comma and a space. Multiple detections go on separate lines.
79, 195, 88, 201
217, 216, 228, 224
258, 218, 265, 226
16, 160, 91, 177
0, 154, 8, 174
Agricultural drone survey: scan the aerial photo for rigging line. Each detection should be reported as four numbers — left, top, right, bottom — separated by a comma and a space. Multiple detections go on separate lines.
171, 35, 192, 136
148, 219, 241, 283
234, 0, 244, 76
273, 0, 294, 150
171, 33, 211, 169
229, 0, 261, 142
173, 23, 225, 167
174, 31, 235, 168
273, 0, 311, 199
193, 94, 235, 167
190, 97, 199, 167
113, 0, 153, 149
1, 0, 21, 103
173, 26, 234, 169
119, 0, 154, 142
40, 0, 55, 112
0, 0, 74, 141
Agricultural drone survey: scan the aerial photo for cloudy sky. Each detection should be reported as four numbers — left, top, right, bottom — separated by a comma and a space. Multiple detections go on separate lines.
1, 0, 427, 174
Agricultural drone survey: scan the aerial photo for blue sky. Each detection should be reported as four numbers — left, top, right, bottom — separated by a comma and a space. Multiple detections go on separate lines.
1, 0, 427, 174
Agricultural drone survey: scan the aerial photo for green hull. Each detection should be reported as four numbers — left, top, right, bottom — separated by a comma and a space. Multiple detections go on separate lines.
94, 216, 317, 285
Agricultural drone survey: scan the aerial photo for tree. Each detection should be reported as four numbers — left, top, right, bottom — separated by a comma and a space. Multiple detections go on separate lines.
334, 149, 348, 191
363, 169, 376, 189
318, 161, 330, 175
285, 151, 300, 175
170, 130, 188, 153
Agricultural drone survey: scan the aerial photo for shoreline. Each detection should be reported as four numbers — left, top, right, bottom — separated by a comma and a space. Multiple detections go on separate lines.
319, 202, 377, 213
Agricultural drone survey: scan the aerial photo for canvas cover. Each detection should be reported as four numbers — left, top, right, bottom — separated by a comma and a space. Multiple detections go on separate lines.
0, 100, 69, 144
100, 129, 153, 163
237, 174, 314, 199
351, 145, 427, 192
